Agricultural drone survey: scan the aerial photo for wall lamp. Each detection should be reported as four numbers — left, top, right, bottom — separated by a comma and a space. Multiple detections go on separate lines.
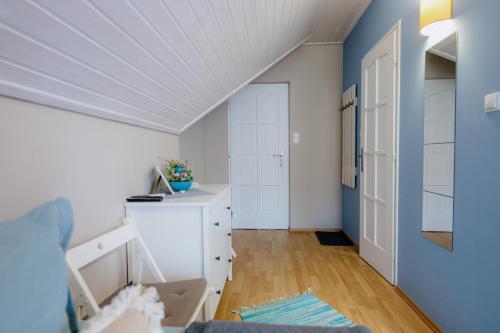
420, 0, 454, 36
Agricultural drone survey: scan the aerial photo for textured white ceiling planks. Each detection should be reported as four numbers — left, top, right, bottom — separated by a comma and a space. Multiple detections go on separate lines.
0, 0, 370, 134
309, 0, 372, 43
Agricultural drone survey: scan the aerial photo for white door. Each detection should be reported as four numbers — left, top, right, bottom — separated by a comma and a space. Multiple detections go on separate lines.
360, 25, 399, 284
230, 84, 289, 229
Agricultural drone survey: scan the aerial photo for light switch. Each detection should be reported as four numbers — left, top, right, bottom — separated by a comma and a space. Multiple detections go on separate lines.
292, 132, 300, 144
485, 91, 500, 112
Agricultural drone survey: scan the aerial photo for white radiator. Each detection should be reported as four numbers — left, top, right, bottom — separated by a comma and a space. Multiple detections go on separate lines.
341, 85, 357, 188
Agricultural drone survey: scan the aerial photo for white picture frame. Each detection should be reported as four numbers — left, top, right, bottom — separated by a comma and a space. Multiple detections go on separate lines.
152, 166, 175, 196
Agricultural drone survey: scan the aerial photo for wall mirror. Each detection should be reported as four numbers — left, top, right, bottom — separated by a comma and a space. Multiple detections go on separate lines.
421, 32, 457, 251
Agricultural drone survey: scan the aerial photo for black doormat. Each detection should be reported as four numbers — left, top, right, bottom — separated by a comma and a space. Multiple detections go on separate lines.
315, 231, 353, 246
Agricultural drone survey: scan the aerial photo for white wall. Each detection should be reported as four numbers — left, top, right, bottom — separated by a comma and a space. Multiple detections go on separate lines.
179, 119, 206, 183
180, 102, 229, 184
0, 96, 179, 301
180, 44, 343, 229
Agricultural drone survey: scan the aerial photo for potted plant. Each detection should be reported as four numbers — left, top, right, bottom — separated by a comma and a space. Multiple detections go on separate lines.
163, 160, 193, 192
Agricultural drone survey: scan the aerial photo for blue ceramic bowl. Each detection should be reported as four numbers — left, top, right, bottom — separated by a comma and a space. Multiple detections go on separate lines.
169, 181, 192, 192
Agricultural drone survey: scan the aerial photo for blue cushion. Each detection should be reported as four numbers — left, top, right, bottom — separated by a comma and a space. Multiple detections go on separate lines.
0, 198, 78, 333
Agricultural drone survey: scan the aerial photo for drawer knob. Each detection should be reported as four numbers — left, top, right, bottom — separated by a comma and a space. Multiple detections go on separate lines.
228, 259, 232, 263
227, 232, 232, 236
214, 222, 220, 227
215, 256, 221, 261
226, 206, 231, 210
216, 290, 221, 295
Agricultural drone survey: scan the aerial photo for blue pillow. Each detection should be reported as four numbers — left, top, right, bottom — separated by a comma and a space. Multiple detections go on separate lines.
0, 198, 78, 333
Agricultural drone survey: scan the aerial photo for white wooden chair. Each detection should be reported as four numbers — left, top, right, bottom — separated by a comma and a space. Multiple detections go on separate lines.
66, 218, 209, 327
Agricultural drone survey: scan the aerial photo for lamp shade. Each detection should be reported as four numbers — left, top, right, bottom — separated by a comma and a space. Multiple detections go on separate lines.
420, 0, 453, 36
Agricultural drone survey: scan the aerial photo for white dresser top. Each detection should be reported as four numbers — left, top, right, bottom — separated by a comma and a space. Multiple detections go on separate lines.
125, 184, 230, 207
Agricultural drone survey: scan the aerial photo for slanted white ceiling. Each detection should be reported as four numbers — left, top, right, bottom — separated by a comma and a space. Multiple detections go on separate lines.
0, 0, 370, 134
310, 0, 371, 42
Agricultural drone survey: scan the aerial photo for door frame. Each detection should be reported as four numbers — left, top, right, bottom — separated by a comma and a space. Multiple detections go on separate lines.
359, 20, 401, 285
227, 83, 291, 229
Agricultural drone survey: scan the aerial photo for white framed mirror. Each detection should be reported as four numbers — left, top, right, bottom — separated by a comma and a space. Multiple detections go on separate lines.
421, 32, 457, 250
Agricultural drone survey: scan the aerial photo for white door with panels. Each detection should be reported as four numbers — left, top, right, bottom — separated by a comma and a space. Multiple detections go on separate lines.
359, 24, 399, 284
230, 84, 289, 229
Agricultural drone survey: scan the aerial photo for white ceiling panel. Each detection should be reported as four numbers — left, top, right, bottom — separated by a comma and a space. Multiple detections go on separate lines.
310, 0, 371, 42
0, 0, 370, 134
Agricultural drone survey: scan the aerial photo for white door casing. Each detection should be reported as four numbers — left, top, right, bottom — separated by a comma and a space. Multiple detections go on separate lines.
359, 24, 400, 284
229, 84, 289, 229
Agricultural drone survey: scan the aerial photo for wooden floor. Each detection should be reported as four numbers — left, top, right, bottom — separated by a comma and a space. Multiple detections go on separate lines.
215, 230, 432, 333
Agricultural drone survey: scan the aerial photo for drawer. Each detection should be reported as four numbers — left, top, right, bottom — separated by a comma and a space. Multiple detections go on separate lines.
208, 252, 229, 282
209, 217, 230, 237
207, 202, 231, 253
208, 267, 227, 300
206, 258, 228, 320
208, 191, 231, 229
206, 288, 222, 320
208, 215, 231, 246
207, 238, 230, 284
209, 213, 230, 234
208, 220, 230, 255
207, 231, 230, 287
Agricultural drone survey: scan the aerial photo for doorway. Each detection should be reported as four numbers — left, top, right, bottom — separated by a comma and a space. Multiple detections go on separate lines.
229, 84, 289, 229
359, 22, 401, 284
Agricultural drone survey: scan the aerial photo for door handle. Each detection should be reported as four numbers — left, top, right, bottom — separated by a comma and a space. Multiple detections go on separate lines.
273, 149, 285, 167
272, 150, 284, 157
358, 147, 364, 173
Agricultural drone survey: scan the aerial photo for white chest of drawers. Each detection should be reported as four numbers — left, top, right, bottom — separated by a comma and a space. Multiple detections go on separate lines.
124, 184, 232, 320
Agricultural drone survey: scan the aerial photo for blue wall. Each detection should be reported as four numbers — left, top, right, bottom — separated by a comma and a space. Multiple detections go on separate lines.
342, 0, 500, 331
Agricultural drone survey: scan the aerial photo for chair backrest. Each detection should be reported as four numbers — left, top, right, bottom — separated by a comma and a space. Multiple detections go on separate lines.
66, 218, 165, 317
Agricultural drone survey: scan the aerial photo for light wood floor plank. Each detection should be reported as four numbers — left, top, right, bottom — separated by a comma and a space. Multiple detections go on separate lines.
215, 230, 432, 333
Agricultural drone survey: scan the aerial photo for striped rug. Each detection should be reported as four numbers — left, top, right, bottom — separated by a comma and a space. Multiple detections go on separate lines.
234, 290, 354, 327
